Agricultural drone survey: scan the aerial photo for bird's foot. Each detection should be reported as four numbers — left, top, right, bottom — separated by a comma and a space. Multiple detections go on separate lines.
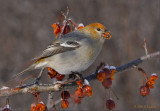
68, 72, 84, 82
95, 62, 105, 73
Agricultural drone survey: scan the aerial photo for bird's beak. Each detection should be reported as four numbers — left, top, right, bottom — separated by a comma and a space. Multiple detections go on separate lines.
102, 31, 111, 39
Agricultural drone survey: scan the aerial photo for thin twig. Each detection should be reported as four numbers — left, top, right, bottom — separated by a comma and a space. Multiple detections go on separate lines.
60, 7, 70, 37
143, 38, 148, 55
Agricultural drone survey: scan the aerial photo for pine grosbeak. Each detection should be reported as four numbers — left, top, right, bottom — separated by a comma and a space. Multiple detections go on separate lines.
18, 23, 111, 76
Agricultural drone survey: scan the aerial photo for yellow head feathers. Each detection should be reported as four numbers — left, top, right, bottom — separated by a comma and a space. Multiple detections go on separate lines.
86, 23, 107, 31
78, 23, 110, 39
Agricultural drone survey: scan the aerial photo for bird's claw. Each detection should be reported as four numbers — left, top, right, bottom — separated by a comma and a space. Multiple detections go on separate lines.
68, 72, 84, 81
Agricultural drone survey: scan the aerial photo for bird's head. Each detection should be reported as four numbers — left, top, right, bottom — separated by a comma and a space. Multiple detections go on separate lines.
78, 23, 111, 41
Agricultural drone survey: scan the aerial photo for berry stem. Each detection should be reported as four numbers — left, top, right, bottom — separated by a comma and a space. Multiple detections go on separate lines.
138, 67, 149, 81
110, 88, 119, 100
143, 73, 145, 85
6, 97, 9, 105
143, 72, 148, 81
20, 75, 35, 86
108, 89, 111, 98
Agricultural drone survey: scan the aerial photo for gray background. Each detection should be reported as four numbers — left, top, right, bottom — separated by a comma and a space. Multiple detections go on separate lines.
0, 0, 160, 111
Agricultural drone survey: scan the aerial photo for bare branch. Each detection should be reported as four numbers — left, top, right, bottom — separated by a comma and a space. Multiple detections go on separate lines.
0, 50, 159, 98
0, 84, 62, 97
143, 38, 148, 55
60, 7, 70, 37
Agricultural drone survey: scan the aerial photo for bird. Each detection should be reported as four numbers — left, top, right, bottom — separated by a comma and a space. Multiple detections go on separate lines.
13, 23, 111, 79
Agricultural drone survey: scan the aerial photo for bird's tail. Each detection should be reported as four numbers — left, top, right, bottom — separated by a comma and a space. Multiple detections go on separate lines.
13, 66, 33, 78
0, 65, 34, 87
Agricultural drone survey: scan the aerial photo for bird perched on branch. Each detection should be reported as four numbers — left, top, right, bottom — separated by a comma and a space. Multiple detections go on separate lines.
16, 23, 111, 77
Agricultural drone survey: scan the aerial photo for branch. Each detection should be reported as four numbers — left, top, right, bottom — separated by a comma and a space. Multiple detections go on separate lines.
0, 51, 159, 98
0, 84, 62, 97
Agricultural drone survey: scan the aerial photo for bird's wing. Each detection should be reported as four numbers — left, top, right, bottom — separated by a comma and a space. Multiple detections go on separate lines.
32, 40, 81, 62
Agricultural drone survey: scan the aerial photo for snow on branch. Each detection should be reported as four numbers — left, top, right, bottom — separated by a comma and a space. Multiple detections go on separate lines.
0, 50, 159, 98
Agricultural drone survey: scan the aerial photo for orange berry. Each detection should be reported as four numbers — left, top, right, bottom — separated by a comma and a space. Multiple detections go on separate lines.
110, 69, 116, 80
51, 23, 61, 38
77, 23, 84, 29
36, 101, 47, 111
30, 103, 36, 111
61, 100, 69, 109
56, 74, 65, 81
48, 72, 56, 79
76, 79, 83, 87
74, 87, 84, 98
47, 67, 57, 78
146, 73, 158, 89
97, 71, 106, 82
82, 85, 93, 97
150, 73, 158, 80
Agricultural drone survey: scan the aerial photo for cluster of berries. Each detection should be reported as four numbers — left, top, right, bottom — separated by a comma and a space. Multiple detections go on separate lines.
97, 65, 117, 110
60, 79, 92, 109
61, 90, 70, 109
30, 93, 47, 111
31, 101, 47, 111
51, 20, 84, 38
73, 79, 92, 104
139, 68, 158, 97
47, 67, 65, 81
2, 98, 11, 111
51, 8, 84, 38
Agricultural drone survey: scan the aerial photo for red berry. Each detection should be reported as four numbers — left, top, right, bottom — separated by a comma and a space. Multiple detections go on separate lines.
3, 108, 10, 111
30, 103, 36, 111
74, 97, 82, 104
106, 98, 115, 110
74, 87, 84, 98
63, 25, 70, 35
61, 91, 70, 100
102, 78, 112, 89
82, 85, 92, 96
3, 98, 11, 111
97, 68, 112, 82
47, 67, 58, 79
61, 100, 69, 109
103, 68, 111, 77
56, 74, 65, 81
3, 105, 11, 111
140, 85, 150, 96
36, 101, 47, 111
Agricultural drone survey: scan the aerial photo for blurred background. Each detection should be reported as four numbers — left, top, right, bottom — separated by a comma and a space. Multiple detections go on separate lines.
0, 0, 160, 111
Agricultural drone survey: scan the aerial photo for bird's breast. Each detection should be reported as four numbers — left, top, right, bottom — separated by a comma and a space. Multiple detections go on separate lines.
45, 41, 102, 74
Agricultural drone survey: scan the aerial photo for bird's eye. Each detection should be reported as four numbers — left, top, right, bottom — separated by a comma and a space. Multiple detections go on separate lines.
97, 28, 101, 31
